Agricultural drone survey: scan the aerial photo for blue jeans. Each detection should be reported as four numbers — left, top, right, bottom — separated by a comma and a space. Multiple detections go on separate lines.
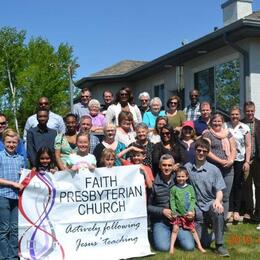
0, 196, 18, 260
152, 221, 195, 251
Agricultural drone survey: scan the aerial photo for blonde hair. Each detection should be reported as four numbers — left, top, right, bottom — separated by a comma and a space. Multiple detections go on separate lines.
3, 128, 19, 141
100, 148, 116, 167
76, 131, 89, 142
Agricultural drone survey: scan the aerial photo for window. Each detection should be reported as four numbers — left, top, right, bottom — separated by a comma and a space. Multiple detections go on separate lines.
154, 83, 165, 105
194, 59, 240, 114
194, 67, 214, 104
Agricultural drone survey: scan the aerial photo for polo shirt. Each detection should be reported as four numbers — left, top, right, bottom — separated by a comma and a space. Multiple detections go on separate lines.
194, 117, 209, 136
185, 161, 226, 212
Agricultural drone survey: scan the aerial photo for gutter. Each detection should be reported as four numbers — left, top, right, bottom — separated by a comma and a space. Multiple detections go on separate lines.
223, 31, 249, 102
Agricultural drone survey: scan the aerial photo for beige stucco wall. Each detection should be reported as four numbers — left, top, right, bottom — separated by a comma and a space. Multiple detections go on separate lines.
248, 38, 260, 118
132, 68, 176, 107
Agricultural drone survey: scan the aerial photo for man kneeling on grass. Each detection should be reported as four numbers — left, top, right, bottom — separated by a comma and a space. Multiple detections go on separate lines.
185, 138, 230, 257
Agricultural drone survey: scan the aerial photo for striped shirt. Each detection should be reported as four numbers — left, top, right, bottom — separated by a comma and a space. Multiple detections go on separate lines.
0, 150, 25, 199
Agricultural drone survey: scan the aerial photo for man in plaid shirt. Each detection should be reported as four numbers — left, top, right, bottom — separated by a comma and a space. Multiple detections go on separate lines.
183, 89, 201, 121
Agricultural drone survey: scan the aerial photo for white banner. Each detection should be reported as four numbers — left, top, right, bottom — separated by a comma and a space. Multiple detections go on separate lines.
19, 165, 152, 260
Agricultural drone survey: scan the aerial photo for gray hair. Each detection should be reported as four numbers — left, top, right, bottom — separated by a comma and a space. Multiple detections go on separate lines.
138, 92, 150, 100
135, 122, 148, 131
159, 154, 175, 166
88, 99, 100, 109
104, 123, 116, 132
150, 97, 162, 107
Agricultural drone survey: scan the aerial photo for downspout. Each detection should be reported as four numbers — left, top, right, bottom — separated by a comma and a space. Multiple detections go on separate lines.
223, 32, 250, 103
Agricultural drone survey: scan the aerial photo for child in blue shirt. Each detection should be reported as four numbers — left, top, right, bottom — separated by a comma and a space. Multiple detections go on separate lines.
0, 129, 25, 259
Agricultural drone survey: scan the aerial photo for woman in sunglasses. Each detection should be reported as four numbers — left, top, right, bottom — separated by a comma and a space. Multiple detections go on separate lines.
105, 87, 142, 126
166, 96, 185, 133
152, 125, 185, 175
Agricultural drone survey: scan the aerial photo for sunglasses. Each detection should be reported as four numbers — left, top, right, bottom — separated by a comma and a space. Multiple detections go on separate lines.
0, 121, 7, 126
196, 148, 208, 154
191, 95, 198, 97
170, 101, 178, 105
120, 93, 129, 96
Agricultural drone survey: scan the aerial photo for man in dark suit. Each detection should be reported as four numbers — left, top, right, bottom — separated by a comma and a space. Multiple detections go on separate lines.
242, 101, 260, 224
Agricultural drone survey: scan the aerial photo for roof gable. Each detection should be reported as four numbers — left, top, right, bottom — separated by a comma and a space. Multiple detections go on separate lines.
90, 60, 147, 77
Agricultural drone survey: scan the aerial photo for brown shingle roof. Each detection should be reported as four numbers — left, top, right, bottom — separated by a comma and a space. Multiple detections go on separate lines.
245, 10, 260, 21
90, 60, 147, 77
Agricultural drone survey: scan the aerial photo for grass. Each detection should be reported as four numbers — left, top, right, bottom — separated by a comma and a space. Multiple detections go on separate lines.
136, 223, 260, 259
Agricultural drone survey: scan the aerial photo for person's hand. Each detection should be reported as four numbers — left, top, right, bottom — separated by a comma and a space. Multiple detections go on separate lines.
186, 211, 195, 220
243, 161, 250, 172
50, 168, 58, 174
162, 208, 173, 220
171, 212, 177, 220
91, 126, 98, 132
220, 159, 229, 167
172, 163, 180, 172
223, 160, 233, 168
131, 146, 144, 153
13, 182, 23, 190
88, 164, 96, 171
212, 199, 224, 214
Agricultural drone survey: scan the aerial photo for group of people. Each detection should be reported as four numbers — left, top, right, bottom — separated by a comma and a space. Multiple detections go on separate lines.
0, 86, 259, 258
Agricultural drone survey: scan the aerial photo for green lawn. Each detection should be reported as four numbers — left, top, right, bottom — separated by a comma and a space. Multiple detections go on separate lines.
138, 223, 260, 259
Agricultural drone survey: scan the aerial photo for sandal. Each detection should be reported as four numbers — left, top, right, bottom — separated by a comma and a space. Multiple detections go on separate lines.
243, 214, 251, 223
233, 212, 241, 224
227, 212, 233, 223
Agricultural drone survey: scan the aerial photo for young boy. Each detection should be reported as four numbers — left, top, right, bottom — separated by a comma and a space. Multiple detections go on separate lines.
0, 129, 25, 259
169, 167, 205, 254
117, 144, 154, 189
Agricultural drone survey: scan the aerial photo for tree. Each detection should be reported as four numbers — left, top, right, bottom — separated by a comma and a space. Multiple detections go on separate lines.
0, 27, 77, 134
215, 59, 240, 113
0, 27, 27, 133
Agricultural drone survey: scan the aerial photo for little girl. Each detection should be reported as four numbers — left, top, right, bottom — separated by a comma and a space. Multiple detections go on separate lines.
34, 146, 58, 174
67, 132, 96, 172
169, 167, 205, 254
100, 148, 116, 168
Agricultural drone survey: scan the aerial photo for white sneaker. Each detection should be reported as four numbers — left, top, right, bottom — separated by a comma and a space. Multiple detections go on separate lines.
256, 225, 260, 230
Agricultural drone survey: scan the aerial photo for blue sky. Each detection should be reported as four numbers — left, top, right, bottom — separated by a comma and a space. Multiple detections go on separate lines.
1, 0, 260, 80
